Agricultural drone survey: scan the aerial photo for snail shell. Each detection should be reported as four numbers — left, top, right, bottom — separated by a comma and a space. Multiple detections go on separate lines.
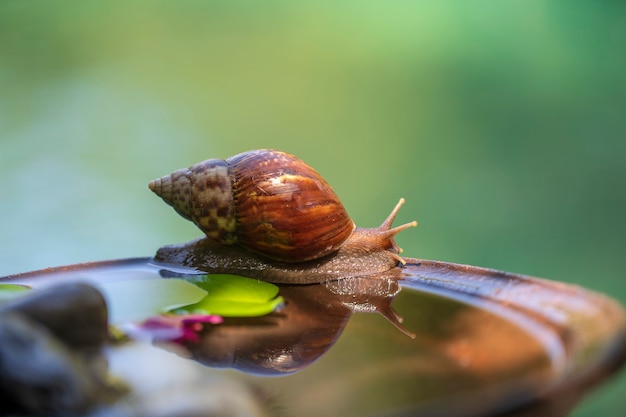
149, 149, 417, 282
149, 150, 355, 263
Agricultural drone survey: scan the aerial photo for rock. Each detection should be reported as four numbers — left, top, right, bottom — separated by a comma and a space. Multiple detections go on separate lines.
0, 283, 122, 416
0, 283, 108, 352
0, 283, 269, 417
0, 313, 118, 416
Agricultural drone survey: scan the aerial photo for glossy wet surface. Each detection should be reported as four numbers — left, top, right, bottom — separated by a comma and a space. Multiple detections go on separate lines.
2, 258, 625, 417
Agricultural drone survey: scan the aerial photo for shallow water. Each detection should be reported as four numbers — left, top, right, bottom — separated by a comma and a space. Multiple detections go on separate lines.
6, 257, 622, 416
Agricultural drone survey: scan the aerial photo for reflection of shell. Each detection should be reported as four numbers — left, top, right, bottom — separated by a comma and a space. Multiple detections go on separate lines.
149, 150, 355, 263
188, 282, 358, 375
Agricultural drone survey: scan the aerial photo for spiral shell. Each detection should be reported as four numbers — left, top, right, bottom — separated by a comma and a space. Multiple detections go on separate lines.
149, 150, 355, 263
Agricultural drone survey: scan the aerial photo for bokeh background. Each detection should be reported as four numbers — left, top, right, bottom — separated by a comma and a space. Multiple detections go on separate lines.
1, 2, 625, 415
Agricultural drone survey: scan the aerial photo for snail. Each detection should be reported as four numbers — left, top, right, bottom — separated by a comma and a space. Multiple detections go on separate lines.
149, 149, 417, 284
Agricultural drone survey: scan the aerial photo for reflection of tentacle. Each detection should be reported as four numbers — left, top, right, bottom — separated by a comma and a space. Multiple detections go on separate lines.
376, 304, 416, 339
323, 270, 416, 339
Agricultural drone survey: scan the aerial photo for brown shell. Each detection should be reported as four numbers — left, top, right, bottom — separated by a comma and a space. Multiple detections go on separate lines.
149, 159, 237, 244
149, 149, 355, 263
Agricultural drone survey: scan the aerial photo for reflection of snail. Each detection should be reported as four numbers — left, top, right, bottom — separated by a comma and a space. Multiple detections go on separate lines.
150, 149, 417, 284
157, 270, 412, 375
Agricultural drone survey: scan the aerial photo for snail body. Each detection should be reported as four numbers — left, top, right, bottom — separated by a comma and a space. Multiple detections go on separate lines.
149, 149, 417, 283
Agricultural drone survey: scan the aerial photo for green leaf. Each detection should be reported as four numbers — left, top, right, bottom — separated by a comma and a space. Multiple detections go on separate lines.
0, 283, 30, 301
171, 274, 284, 317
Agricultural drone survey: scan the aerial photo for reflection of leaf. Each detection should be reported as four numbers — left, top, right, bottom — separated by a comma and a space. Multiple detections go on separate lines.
0, 283, 30, 301
98, 278, 207, 323
171, 274, 284, 317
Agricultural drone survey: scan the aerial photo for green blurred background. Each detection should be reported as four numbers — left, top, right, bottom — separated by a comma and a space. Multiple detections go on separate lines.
1, 2, 625, 415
